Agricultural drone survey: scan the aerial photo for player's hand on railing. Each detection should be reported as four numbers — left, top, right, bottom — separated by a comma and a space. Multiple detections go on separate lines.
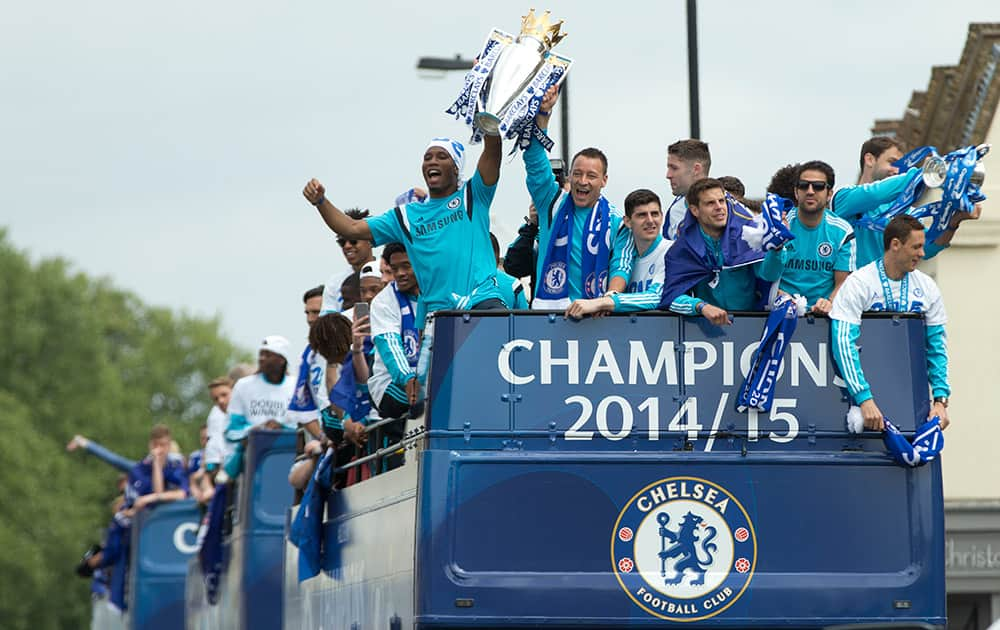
860, 399, 885, 431
810, 298, 833, 317
344, 419, 368, 447
303, 179, 326, 206
405, 377, 420, 406
701, 304, 732, 326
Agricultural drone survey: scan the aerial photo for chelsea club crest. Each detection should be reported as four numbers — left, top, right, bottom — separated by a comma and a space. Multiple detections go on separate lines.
611, 476, 757, 621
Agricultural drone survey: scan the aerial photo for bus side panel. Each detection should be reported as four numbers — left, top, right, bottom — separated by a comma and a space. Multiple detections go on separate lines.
238, 431, 296, 629
414, 450, 945, 628
127, 500, 200, 630
282, 461, 419, 629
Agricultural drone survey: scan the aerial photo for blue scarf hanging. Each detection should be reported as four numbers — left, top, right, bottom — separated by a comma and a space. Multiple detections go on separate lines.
104, 512, 130, 612
198, 481, 229, 605
286, 345, 317, 425
534, 192, 612, 309
883, 417, 944, 467
288, 447, 335, 581
737, 297, 800, 412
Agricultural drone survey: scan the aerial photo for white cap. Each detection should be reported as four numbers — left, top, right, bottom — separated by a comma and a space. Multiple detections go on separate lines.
258, 335, 291, 363
359, 263, 382, 282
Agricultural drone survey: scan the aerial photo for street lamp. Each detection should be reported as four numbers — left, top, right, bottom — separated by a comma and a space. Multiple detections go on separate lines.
416, 54, 571, 165
687, 0, 701, 139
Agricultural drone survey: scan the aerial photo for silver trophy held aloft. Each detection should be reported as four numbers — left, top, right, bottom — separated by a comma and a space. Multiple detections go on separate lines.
916, 143, 990, 207
476, 10, 568, 134
446, 10, 572, 148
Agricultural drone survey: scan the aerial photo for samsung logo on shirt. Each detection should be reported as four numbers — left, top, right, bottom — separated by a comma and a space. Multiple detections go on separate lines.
413, 209, 466, 238
786, 258, 834, 272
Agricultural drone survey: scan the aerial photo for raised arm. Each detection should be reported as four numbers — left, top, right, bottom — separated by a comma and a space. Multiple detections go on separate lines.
66, 435, 136, 473
303, 178, 373, 240
830, 168, 921, 221
522, 87, 561, 223
477, 134, 502, 187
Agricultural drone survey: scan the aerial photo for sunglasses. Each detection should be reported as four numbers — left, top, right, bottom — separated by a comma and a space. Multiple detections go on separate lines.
337, 238, 358, 247
796, 180, 831, 192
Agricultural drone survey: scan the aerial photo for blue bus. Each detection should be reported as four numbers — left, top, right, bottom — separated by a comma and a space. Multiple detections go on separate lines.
186, 430, 298, 630
275, 311, 946, 629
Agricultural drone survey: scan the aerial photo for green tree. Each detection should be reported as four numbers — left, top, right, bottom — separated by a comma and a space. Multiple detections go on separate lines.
0, 229, 248, 628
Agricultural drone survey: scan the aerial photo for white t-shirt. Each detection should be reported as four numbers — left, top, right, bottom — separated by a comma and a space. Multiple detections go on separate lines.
665, 195, 688, 240
320, 269, 352, 314
830, 261, 946, 326
367, 283, 420, 406
225, 373, 296, 441
203, 405, 232, 466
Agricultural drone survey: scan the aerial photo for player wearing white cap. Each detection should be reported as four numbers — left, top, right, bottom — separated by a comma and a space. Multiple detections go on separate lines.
220, 335, 296, 479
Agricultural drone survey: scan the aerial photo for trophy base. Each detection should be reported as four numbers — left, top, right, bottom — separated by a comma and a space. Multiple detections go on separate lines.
475, 112, 501, 135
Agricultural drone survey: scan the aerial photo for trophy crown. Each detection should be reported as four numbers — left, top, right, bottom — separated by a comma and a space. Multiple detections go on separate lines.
520, 8, 566, 49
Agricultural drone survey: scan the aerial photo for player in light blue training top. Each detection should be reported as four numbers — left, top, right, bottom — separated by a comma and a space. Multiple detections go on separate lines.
831, 136, 979, 268
303, 133, 504, 329
566, 188, 672, 317
523, 86, 633, 310
771, 161, 856, 315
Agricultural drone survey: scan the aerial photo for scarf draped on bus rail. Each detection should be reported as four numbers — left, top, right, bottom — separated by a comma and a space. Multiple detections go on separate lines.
104, 511, 131, 612
198, 481, 229, 605
737, 294, 805, 412
289, 447, 335, 582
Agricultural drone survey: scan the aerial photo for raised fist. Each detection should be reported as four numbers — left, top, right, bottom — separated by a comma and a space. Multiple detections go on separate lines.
303, 179, 326, 206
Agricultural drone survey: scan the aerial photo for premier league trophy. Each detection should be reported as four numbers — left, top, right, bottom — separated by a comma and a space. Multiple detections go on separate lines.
860, 143, 990, 241
447, 9, 573, 151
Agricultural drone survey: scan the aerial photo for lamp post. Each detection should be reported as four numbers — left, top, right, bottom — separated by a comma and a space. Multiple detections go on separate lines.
416, 54, 571, 165
687, 0, 701, 139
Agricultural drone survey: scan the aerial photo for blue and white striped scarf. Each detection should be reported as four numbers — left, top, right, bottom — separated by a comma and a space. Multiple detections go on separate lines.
533, 192, 612, 309
737, 295, 801, 412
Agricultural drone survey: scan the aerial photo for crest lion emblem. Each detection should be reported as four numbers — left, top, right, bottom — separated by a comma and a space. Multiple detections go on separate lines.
612, 476, 756, 622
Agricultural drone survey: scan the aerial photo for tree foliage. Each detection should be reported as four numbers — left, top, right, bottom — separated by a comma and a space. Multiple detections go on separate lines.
0, 229, 247, 628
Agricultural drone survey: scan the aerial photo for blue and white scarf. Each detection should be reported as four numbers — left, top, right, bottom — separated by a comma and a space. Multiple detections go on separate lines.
883, 417, 944, 467
289, 447, 334, 581
393, 283, 420, 367
659, 194, 789, 308
330, 338, 374, 423
858, 145, 987, 241
741, 193, 796, 252
737, 295, 800, 412
287, 345, 318, 425
533, 192, 612, 309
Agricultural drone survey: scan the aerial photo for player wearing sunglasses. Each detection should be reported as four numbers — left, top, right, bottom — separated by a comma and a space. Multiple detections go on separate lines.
769, 161, 856, 316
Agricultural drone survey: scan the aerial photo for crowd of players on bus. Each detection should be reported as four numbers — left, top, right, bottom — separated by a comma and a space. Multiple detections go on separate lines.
68, 85, 974, 611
